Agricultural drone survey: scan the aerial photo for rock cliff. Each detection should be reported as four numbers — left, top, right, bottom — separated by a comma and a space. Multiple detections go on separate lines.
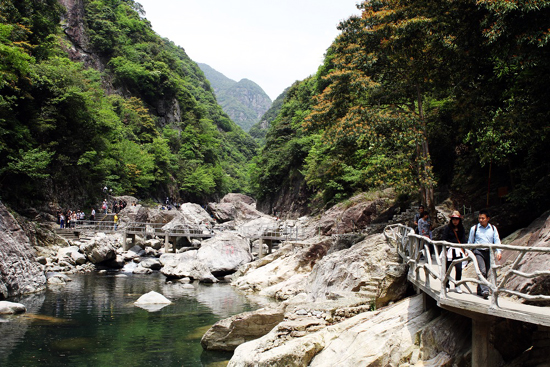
0, 202, 46, 299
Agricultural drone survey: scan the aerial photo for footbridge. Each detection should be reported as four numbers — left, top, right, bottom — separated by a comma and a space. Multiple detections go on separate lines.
384, 224, 550, 366
60, 220, 304, 253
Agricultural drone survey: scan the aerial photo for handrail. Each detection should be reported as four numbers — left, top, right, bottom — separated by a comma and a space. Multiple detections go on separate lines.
384, 224, 550, 308
71, 220, 304, 240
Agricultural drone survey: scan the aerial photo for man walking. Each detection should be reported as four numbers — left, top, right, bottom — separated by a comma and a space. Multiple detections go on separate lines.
468, 209, 502, 299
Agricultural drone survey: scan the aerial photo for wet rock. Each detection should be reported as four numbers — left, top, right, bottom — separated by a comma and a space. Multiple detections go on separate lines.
0, 301, 26, 315
133, 265, 152, 274
140, 257, 162, 270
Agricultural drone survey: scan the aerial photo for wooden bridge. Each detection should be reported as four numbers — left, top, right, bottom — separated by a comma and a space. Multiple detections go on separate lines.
384, 224, 550, 366
58, 220, 304, 253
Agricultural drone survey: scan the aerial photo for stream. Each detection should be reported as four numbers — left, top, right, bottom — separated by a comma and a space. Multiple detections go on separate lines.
0, 271, 270, 367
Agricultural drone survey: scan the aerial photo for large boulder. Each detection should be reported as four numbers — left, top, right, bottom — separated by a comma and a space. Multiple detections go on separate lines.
57, 246, 87, 265
221, 193, 256, 206
0, 301, 27, 314
201, 307, 285, 351
317, 193, 392, 235
306, 233, 408, 308
208, 198, 265, 224
227, 295, 461, 367
79, 233, 117, 264
160, 252, 218, 283
197, 232, 253, 274
232, 236, 333, 297
0, 202, 46, 298
239, 217, 279, 239
500, 211, 550, 305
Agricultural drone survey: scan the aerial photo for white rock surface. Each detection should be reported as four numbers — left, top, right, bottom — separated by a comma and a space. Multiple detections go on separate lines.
159, 252, 218, 283
134, 291, 171, 305
228, 295, 436, 367
197, 232, 253, 273
0, 301, 26, 314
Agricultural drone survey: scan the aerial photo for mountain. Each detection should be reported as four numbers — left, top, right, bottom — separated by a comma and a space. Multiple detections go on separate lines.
249, 88, 289, 146
198, 63, 272, 132
0, 0, 258, 210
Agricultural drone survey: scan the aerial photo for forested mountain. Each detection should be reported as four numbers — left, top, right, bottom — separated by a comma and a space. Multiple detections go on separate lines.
0, 0, 257, 211
198, 63, 272, 132
252, 0, 550, 220
249, 89, 288, 146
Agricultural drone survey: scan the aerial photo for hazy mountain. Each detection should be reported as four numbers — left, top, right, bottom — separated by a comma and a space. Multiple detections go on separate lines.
198, 63, 272, 132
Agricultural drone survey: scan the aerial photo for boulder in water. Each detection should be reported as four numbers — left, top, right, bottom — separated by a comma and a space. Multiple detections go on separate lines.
0, 301, 27, 314
134, 291, 171, 305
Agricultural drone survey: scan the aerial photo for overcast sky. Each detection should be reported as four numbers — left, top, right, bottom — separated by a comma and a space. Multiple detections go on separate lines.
136, 0, 362, 100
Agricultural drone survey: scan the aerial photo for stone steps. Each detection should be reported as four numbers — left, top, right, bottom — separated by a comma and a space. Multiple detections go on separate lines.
54, 228, 80, 240
356, 280, 380, 299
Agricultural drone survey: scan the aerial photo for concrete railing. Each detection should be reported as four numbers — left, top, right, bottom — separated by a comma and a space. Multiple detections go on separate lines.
384, 224, 550, 308
73, 221, 304, 241
238, 225, 305, 241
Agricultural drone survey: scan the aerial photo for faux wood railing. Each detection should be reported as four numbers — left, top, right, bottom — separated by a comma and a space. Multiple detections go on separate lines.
384, 224, 550, 309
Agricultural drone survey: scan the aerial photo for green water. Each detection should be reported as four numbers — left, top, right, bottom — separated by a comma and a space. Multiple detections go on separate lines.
0, 272, 268, 367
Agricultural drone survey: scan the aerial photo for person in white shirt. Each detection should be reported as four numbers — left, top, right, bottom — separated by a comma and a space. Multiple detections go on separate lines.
468, 209, 502, 299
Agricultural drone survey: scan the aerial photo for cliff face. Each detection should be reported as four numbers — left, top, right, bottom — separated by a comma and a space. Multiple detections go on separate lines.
0, 203, 46, 299
198, 63, 272, 131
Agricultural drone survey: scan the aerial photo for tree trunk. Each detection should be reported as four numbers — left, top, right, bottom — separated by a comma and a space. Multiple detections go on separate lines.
416, 87, 436, 222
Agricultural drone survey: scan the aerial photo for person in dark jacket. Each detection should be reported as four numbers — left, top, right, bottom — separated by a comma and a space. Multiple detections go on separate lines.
443, 211, 467, 293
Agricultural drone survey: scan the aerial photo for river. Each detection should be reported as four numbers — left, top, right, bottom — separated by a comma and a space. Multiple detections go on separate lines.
0, 271, 270, 367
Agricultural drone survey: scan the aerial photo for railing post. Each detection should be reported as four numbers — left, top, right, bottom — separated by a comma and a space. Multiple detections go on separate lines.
164, 233, 170, 253
472, 317, 497, 367
259, 238, 264, 258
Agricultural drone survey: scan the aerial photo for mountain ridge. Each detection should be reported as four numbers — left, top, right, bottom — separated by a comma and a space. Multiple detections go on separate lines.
198, 63, 272, 132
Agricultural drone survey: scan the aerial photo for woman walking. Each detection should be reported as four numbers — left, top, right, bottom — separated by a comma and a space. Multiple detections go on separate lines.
443, 211, 467, 293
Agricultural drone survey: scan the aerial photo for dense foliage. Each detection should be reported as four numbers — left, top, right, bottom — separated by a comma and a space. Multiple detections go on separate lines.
253, 0, 550, 213
249, 88, 288, 146
0, 0, 257, 209
198, 63, 272, 132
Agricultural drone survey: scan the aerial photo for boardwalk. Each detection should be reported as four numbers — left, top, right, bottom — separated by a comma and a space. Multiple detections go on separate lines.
385, 224, 550, 365
59, 220, 304, 253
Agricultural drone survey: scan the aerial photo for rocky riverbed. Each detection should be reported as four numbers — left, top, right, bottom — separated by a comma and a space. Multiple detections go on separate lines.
2, 192, 550, 365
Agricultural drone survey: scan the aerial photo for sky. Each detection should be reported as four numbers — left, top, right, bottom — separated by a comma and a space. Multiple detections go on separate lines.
136, 0, 362, 100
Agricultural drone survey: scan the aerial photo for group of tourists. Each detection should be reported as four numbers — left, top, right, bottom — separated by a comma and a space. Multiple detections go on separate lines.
101, 198, 128, 214
413, 205, 501, 300
57, 209, 86, 229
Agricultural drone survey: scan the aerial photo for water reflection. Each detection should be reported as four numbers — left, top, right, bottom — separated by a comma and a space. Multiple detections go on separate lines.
0, 272, 267, 367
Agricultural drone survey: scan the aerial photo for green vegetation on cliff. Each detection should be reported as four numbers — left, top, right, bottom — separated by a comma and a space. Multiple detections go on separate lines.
253, 0, 550, 213
0, 0, 257, 209
198, 63, 272, 132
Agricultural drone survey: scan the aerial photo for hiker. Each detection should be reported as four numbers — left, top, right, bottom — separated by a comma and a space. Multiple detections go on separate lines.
443, 211, 467, 293
413, 205, 429, 234
90, 208, 96, 221
113, 213, 119, 231
468, 209, 502, 299
417, 211, 431, 239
